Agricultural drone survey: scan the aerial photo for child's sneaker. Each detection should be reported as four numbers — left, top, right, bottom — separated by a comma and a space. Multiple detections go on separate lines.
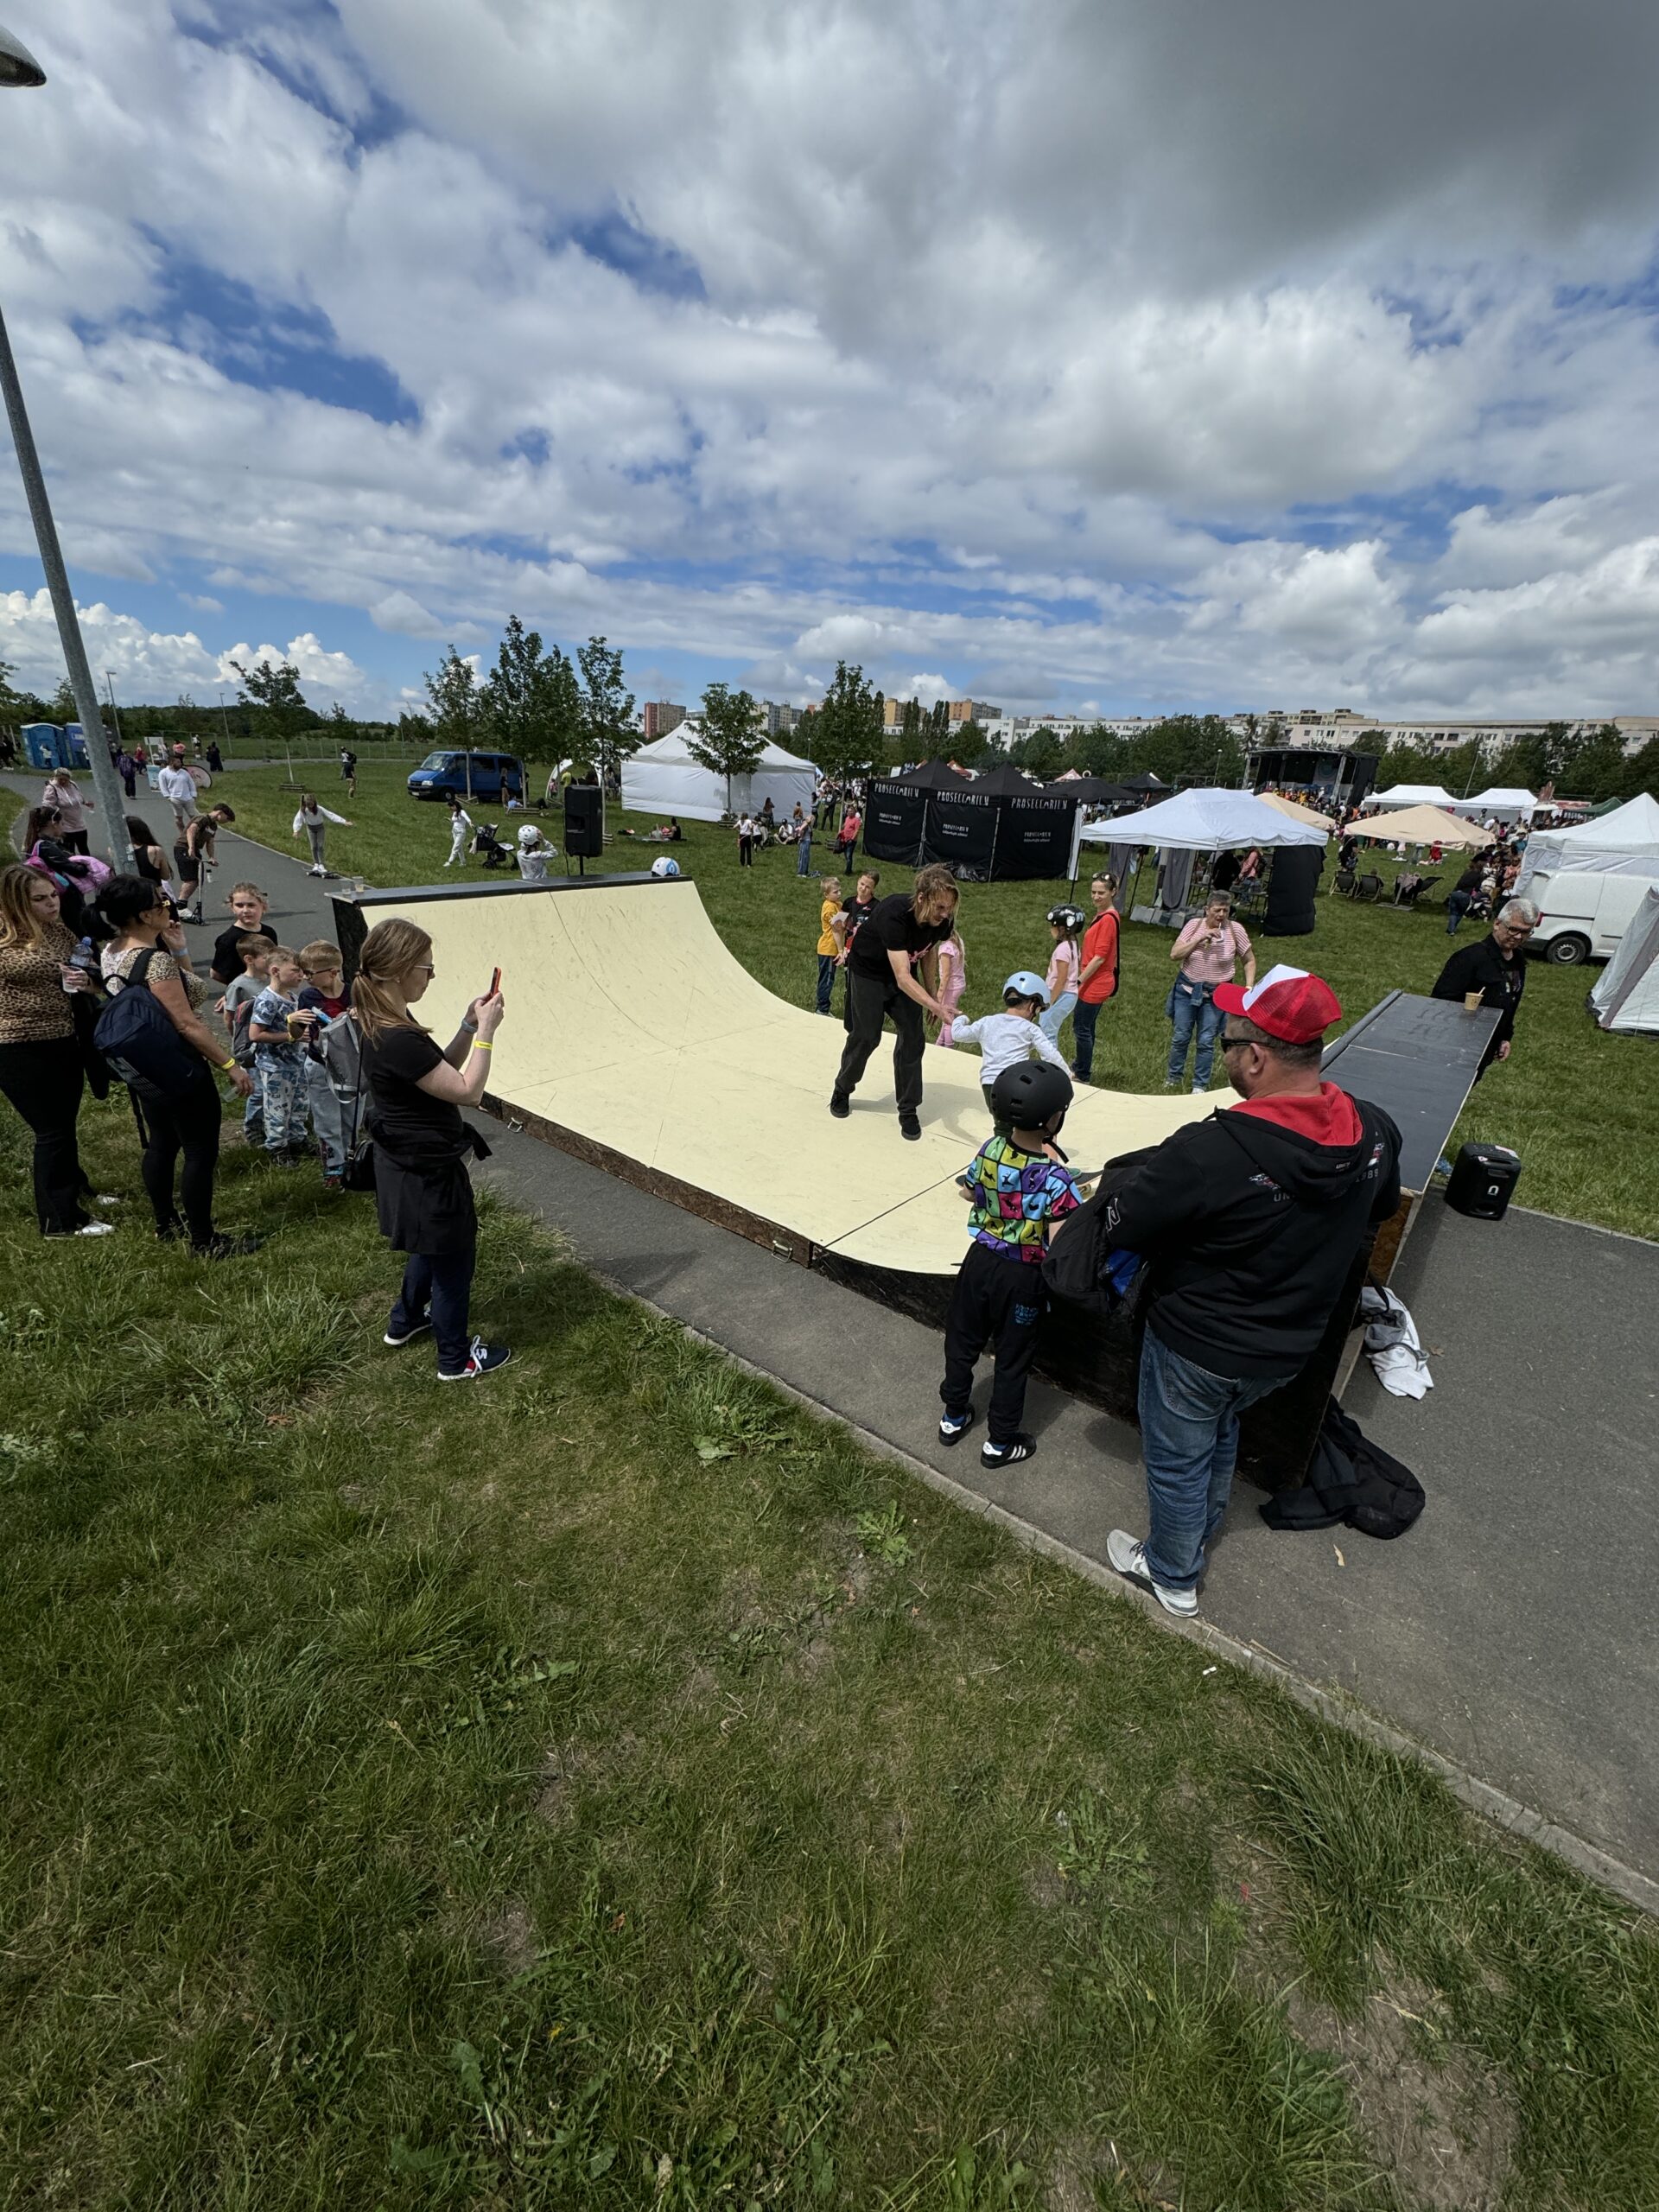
938, 1408, 976, 1447
981, 1433, 1036, 1467
438, 1337, 512, 1382
384, 1314, 432, 1348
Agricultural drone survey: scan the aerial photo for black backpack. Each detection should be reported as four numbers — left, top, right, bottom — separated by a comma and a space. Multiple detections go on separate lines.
1039, 1144, 1159, 1316
93, 949, 204, 1098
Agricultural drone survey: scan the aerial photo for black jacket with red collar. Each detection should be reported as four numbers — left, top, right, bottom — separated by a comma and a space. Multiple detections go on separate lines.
1103, 1084, 1402, 1379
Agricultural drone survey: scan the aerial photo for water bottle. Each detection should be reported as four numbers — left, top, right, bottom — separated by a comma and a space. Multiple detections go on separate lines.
71, 936, 98, 976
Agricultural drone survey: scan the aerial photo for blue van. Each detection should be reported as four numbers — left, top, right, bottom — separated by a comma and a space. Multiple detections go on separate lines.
407, 749, 527, 803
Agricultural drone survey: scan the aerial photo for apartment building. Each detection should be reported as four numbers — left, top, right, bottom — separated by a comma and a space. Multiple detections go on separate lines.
642, 700, 687, 740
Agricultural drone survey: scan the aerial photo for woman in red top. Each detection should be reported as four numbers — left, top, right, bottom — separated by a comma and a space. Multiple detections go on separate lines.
836, 807, 862, 864
1071, 873, 1119, 1083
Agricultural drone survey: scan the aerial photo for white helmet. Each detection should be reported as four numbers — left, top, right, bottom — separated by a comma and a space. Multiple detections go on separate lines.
517, 823, 539, 846
651, 855, 682, 879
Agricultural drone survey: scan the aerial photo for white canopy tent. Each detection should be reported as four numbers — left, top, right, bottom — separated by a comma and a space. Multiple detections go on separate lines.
1077, 786, 1326, 851
620, 728, 817, 824
1589, 885, 1659, 1033
1361, 783, 1459, 810
1452, 786, 1537, 821
1516, 792, 1659, 897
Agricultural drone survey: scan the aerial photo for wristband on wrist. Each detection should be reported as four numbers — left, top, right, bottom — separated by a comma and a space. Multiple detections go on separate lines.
219, 1056, 236, 1070
472, 1039, 493, 1051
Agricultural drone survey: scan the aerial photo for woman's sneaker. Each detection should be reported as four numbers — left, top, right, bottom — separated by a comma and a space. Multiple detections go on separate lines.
383, 1314, 432, 1348
438, 1337, 512, 1382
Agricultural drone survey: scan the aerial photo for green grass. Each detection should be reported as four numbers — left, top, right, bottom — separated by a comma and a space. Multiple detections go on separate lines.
215, 763, 1659, 1240
4, 1101, 1659, 2209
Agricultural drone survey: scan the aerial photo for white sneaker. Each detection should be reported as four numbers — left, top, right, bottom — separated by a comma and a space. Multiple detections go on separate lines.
72, 1221, 117, 1237
1107, 1529, 1199, 1617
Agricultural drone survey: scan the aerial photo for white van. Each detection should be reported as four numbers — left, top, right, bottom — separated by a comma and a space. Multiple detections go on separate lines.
1529, 870, 1659, 965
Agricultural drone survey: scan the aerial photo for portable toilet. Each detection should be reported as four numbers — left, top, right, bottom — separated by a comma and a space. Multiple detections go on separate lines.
20, 722, 61, 770
61, 722, 92, 768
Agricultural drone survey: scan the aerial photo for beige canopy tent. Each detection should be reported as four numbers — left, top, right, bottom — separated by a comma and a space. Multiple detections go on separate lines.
1258, 791, 1337, 833
1353, 803, 1489, 850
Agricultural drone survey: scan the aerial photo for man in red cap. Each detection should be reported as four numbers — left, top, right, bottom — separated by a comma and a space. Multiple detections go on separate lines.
1099, 964, 1402, 1618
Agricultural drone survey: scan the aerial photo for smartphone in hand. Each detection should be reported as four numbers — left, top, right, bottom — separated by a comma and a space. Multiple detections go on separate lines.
487, 966, 501, 998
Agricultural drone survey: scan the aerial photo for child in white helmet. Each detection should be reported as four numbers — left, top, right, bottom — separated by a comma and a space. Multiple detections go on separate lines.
516, 823, 556, 881
948, 970, 1071, 1125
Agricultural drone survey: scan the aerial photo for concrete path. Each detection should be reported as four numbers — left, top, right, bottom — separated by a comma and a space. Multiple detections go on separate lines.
14, 792, 1656, 1904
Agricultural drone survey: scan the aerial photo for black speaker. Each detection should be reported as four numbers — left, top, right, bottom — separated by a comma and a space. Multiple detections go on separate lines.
1445, 1141, 1522, 1220
563, 784, 604, 858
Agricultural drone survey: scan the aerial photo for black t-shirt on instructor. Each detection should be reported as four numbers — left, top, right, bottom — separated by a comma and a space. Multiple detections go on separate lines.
847, 893, 955, 982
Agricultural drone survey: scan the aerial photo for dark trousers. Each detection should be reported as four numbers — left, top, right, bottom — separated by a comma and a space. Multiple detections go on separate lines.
390, 1247, 477, 1371
1071, 997, 1103, 1081
0, 1036, 89, 1235
816, 953, 838, 1013
941, 1243, 1046, 1443
60, 830, 90, 856
134, 1065, 222, 1243
836, 969, 925, 1113
738, 836, 753, 867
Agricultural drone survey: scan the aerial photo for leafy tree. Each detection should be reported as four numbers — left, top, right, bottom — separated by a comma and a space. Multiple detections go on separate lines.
1010, 724, 1065, 776
231, 657, 310, 750
1615, 736, 1659, 803
950, 718, 993, 769
48, 677, 77, 724
810, 660, 884, 784
1572, 723, 1628, 802
421, 646, 485, 745
484, 613, 582, 765
688, 683, 764, 811
577, 636, 638, 783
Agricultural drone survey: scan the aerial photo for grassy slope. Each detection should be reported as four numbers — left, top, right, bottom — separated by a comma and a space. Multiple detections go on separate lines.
3, 1106, 1658, 2210
216, 764, 1659, 1239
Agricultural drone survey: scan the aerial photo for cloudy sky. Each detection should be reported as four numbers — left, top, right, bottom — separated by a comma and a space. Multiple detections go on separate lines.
3, 0, 1659, 722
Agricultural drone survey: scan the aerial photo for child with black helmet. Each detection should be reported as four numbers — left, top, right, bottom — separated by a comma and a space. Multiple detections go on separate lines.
948, 969, 1071, 1124
1039, 904, 1086, 1047
938, 1059, 1081, 1468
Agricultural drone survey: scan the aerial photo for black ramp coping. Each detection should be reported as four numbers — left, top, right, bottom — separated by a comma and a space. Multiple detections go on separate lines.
1322, 988, 1499, 1191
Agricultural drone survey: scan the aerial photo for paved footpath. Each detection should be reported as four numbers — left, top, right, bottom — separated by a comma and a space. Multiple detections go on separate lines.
15, 795, 1657, 1908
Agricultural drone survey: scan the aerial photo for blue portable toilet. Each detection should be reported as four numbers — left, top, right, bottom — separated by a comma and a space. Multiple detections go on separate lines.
20, 722, 60, 770
61, 722, 92, 768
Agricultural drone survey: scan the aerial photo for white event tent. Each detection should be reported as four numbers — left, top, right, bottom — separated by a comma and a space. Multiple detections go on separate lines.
1077, 787, 1327, 852
1453, 786, 1536, 821
620, 728, 817, 824
1516, 791, 1659, 897
1361, 783, 1459, 810
1589, 885, 1659, 1034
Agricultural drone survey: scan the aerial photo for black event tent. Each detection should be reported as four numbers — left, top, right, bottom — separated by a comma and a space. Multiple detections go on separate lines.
967, 760, 1051, 797
891, 758, 969, 789
861, 760, 1081, 880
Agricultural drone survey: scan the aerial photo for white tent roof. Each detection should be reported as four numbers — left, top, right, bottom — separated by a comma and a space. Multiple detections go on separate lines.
1516, 791, 1659, 895
1453, 786, 1536, 814
620, 728, 818, 824
1362, 783, 1459, 810
1590, 883, 1659, 1033
1077, 786, 1326, 851
1353, 804, 1490, 849
630, 728, 816, 775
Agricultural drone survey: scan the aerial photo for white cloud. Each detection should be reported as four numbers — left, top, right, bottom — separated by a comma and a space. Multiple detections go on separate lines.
371, 589, 441, 636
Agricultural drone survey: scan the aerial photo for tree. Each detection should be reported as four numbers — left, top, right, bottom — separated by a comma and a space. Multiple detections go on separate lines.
577, 636, 638, 783
231, 657, 309, 752
950, 718, 993, 769
48, 677, 77, 724
810, 660, 884, 783
688, 683, 764, 811
422, 646, 485, 746
484, 613, 582, 765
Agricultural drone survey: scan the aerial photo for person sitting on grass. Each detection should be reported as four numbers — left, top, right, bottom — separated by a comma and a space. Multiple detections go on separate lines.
248, 946, 315, 1164
946, 970, 1070, 1123
938, 1060, 1081, 1470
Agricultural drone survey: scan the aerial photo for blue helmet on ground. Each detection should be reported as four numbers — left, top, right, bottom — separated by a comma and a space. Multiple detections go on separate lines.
651, 855, 681, 879
1002, 969, 1048, 1006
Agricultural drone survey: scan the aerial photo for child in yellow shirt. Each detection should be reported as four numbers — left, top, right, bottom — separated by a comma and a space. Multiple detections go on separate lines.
816, 877, 846, 1014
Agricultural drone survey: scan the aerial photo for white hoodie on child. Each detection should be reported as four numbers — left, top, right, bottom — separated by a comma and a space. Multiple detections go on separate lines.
949, 1012, 1070, 1088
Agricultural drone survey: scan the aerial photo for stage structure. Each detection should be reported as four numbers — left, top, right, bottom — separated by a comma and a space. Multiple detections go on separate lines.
333, 878, 1495, 1492
1247, 746, 1377, 810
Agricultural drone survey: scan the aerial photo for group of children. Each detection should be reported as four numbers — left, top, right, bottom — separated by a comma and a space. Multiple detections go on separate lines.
212, 884, 362, 1186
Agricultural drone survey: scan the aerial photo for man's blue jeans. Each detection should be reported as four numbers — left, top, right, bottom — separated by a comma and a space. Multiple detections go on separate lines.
1137, 1330, 1296, 1590
1166, 976, 1223, 1088
1446, 891, 1472, 933
797, 835, 813, 875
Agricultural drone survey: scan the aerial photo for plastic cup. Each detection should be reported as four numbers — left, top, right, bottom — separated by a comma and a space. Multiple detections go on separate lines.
1463, 989, 1483, 1012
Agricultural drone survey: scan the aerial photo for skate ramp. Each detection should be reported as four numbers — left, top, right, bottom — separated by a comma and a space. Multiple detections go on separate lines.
334, 875, 1210, 1277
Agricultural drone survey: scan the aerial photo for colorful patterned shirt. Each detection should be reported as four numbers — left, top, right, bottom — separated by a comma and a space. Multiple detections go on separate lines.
961, 1134, 1082, 1265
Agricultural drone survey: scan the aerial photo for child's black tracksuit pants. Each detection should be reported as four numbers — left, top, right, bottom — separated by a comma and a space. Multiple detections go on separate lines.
941, 1243, 1044, 1443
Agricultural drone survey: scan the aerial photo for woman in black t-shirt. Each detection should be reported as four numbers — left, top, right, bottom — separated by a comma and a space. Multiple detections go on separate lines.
832, 862, 958, 1139
353, 917, 508, 1380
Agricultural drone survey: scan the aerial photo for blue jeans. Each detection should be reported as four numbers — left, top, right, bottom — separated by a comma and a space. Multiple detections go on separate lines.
1137, 1331, 1296, 1590
816, 952, 838, 1013
390, 1247, 477, 1372
255, 1052, 308, 1150
1446, 891, 1472, 933
1166, 976, 1222, 1089
1071, 997, 1103, 1080
797, 835, 813, 875
1039, 989, 1077, 1046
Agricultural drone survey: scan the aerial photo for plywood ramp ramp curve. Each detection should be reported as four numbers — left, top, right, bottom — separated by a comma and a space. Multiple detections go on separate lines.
334, 875, 1209, 1279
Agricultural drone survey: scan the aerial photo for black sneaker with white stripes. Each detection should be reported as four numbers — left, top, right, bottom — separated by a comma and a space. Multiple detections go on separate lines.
437, 1336, 512, 1382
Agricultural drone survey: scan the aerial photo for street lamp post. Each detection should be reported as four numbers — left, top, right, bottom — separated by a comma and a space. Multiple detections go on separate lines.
0, 20, 138, 872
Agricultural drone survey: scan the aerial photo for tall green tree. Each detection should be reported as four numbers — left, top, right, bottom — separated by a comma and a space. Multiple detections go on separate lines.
688, 683, 764, 811
230, 657, 309, 750
421, 646, 484, 745
810, 661, 884, 783
484, 613, 582, 764
577, 636, 638, 782
950, 718, 993, 769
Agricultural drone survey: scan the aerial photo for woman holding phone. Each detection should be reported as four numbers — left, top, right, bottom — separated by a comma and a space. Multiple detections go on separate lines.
352, 918, 508, 1380
1165, 893, 1255, 1093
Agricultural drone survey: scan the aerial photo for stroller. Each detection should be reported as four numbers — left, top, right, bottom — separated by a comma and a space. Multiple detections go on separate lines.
471, 820, 515, 870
